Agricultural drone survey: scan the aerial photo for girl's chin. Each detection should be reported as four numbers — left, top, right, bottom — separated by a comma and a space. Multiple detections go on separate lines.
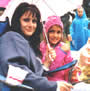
50, 41, 60, 46
52, 42, 58, 45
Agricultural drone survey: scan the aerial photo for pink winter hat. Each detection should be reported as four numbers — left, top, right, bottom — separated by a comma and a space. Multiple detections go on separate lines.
44, 15, 64, 33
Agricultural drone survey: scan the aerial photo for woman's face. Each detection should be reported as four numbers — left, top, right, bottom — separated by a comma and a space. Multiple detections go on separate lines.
48, 25, 62, 46
20, 12, 37, 36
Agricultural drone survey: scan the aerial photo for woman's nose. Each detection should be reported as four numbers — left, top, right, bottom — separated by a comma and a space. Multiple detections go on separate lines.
28, 21, 33, 26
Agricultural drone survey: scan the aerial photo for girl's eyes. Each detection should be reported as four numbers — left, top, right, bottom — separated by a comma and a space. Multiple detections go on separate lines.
49, 30, 61, 34
49, 30, 54, 33
57, 31, 61, 34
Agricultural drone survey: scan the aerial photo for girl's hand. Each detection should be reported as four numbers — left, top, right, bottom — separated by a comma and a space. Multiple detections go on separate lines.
43, 44, 56, 68
48, 46, 56, 61
61, 43, 70, 52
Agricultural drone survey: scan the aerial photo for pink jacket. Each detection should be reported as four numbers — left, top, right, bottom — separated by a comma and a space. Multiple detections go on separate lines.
40, 41, 73, 82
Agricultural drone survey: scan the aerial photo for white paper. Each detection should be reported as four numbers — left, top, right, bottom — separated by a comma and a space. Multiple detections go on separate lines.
6, 65, 28, 85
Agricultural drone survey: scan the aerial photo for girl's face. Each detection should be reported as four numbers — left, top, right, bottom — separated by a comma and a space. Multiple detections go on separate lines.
20, 12, 37, 36
48, 25, 62, 46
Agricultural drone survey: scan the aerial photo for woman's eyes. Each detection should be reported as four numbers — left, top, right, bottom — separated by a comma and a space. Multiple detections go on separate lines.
23, 18, 37, 23
32, 19, 37, 23
23, 18, 30, 22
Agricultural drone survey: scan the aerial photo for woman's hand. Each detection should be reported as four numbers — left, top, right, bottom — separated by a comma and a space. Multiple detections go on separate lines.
57, 81, 73, 91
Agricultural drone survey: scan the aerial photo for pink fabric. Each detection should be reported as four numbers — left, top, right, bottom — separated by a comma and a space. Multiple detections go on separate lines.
40, 41, 73, 82
44, 15, 63, 33
0, 0, 11, 8
43, 15, 64, 39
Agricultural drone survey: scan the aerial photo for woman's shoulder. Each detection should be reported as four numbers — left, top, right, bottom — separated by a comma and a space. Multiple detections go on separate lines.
0, 31, 28, 44
2, 31, 21, 37
1, 31, 18, 37
1, 31, 25, 40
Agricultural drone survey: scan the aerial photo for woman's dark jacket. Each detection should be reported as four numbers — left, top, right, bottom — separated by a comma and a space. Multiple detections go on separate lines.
0, 31, 57, 91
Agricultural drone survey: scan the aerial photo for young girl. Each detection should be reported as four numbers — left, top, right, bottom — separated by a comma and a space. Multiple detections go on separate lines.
40, 15, 73, 82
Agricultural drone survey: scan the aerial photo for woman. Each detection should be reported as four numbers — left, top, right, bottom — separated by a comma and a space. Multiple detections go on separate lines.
0, 2, 73, 91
